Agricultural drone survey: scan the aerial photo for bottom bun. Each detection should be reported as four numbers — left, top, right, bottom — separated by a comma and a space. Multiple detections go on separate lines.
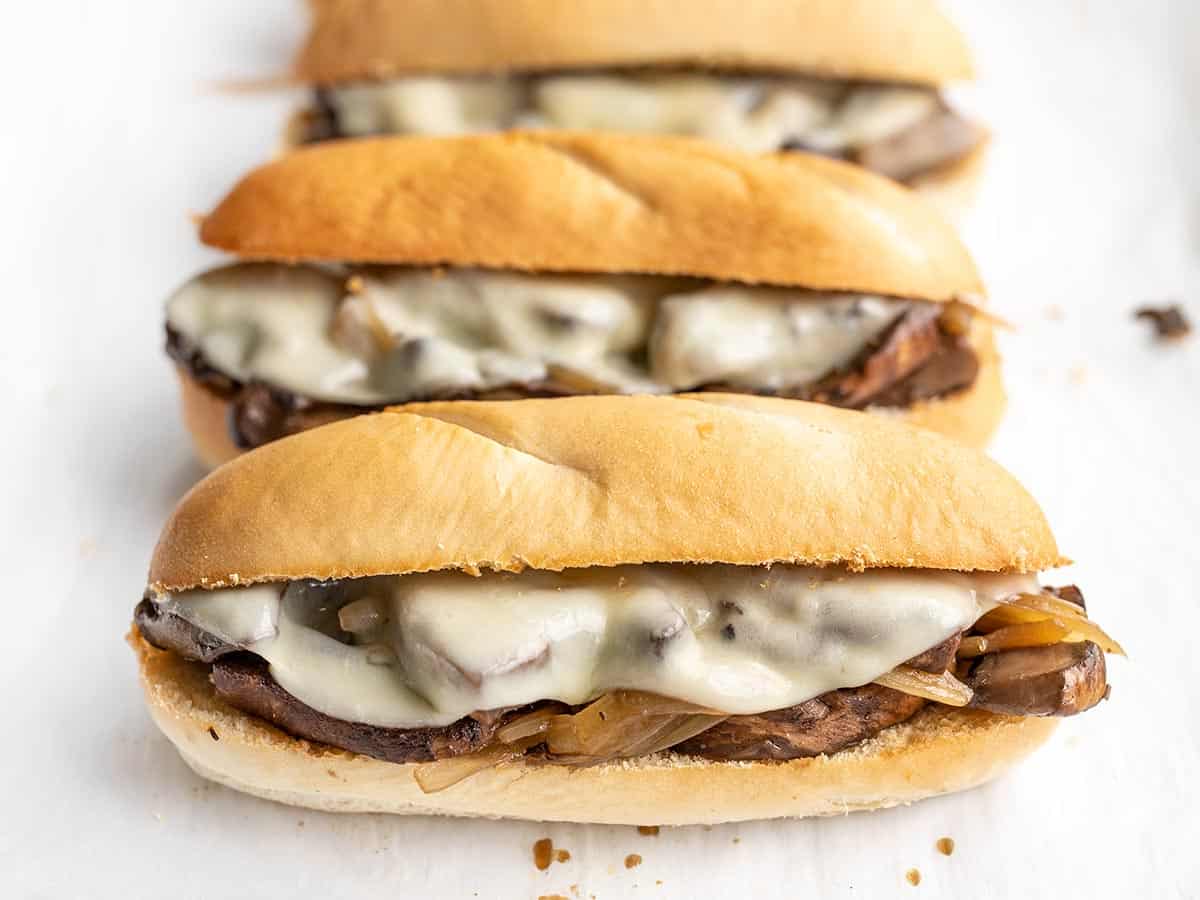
176, 323, 1003, 470
132, 630, 1055, 825
887, 319, 1005, 449
174, 368, 352, 469
909, 135, 990, 226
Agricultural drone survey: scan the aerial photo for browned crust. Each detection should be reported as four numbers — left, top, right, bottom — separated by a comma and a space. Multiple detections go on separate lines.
199, 132, 984, 302
293, 0, 974, 86
132, 629, 1057, 825
150, 391, 1061, 591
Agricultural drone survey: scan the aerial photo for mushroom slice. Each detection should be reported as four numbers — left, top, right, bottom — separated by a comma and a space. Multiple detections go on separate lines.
966, 641, 1108, 717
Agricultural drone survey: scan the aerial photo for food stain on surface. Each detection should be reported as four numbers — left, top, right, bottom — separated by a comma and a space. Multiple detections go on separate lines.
533, 838, 571, 871
906, 868, 921, 886
625, 853, 643, 869
533, 838, 554, 871
637, 826, 660, 836
1135, 304, 1191, 340
936, 837, 955, 856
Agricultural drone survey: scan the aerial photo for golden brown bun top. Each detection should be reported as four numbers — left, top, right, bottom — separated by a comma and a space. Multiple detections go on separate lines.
149, 394, 1062, 591
295, 0, 973, 86
200, 132, 983, 302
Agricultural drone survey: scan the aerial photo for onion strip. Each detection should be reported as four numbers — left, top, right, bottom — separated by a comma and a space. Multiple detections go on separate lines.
874, 666, 973, 706
958, 619, 1074, 658
973, 592, 1125, 657
412, 733, 542, 794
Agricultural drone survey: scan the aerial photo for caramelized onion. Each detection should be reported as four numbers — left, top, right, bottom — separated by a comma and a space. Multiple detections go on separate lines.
544, 691, 726, 763
874, 666, 973, 706
495, 707, 558, 744
413, 693, 726, 793
412, 733, 543, 794
958, 619, 1073, 658
1010, 592, 1088, 620
976, 593, 1125, 657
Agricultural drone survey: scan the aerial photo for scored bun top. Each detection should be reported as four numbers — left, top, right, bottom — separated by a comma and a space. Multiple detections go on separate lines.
201, 132, 983, 302
149, 395, 1063, 592
295, 0, 973, 86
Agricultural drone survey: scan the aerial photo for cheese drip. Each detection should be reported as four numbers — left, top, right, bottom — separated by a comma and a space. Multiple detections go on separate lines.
159, 564, 1036, 730
166, 263, 908, 405
326, 73, 940, 155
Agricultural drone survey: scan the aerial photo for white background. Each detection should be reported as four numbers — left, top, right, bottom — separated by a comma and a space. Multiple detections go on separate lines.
3, 2, 1197, 897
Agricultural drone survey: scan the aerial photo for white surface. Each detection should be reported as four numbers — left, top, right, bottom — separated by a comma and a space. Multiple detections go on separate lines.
2, 1, 1197, 897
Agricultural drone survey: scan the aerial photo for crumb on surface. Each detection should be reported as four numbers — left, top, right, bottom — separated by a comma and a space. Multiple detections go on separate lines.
1135, 304, 1191, 340
625, 853, 643, 869
906, 868, 921, 886
637, 826, 660, 836
936, 837, 955, 856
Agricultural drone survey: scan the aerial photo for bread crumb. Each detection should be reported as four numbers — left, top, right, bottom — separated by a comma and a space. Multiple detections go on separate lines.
625, 854, 642, 869
538, 895, 568, 900
555, 849, 571, 863
533, 838, 554, 871
637, 826, 660, 836
906, 868, 921, 886
936, 837, 955, 856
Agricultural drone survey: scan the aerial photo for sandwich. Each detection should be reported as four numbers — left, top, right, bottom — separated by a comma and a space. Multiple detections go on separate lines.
131, 394, 1119, 825
288, 0, 987, 215
168, 132, 1003, 468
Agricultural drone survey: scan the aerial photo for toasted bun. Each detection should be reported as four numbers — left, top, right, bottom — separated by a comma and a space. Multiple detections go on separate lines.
150, 392, 1059, 591
200, 132, 983, 303
294, 0, 973, 87
132, 629, 1055, 824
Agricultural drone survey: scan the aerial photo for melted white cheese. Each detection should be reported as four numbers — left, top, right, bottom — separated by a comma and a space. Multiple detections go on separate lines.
161, 565, 1037, 729
650, 288, 903, 390
167, 263, 912, 404
326, 74, 939, 155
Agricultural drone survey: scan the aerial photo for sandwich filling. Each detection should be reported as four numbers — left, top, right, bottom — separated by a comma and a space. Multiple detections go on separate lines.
300, 73, 984, 183
167, 263, 981, 450
136, 564, 1118, 778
